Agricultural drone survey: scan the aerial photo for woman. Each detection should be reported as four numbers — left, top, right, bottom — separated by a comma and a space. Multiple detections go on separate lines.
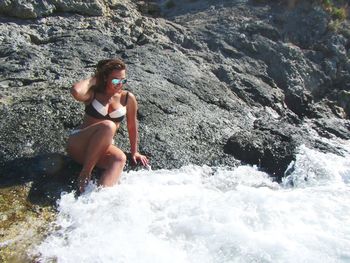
67, 58, 149, 193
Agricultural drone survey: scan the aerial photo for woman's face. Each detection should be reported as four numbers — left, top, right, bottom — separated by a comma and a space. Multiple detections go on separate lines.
105, 69, 126, 95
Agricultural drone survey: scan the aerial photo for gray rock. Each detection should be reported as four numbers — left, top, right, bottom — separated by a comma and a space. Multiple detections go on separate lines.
0, 0, 349, 183
224, 121, 298, 178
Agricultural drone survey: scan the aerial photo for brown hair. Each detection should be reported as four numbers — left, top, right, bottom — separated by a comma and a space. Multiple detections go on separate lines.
94, 58, 126, 92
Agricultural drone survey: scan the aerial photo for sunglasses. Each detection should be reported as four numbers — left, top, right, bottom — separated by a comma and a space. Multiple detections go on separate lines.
111, 78, 127, 85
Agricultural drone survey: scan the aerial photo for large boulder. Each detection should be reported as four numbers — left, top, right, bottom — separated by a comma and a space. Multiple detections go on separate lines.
0, 0, 349, 179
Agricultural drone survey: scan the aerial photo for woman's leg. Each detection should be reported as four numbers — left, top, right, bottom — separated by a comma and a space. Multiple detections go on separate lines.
96, 145, 127, 187
67, 120, 117, 192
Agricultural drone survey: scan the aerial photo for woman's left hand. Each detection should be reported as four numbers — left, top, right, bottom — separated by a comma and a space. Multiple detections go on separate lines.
132, 152, 149, 166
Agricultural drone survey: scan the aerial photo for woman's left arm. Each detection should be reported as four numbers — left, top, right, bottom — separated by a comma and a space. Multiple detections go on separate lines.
126, 92, 149, 166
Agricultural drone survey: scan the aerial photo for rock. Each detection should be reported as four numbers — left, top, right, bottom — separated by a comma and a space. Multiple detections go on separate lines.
224, 117, 299, 179
0, 0, 349, 184
2, 1, 350, 260
136, 1, 161, 16
275, 3, 329, 49
0, 0, 350, 262
0, 0, 139, 19
52, 0, 107, 16
0, 0, 54, 19
313, 118, 350, 140
337, 90, 350, 118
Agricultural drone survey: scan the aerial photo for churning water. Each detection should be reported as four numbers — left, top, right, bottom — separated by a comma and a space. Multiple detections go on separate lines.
34, 139, 350, 263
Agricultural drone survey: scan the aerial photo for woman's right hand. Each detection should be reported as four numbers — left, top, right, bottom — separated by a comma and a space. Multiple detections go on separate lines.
131, 152, 149, 167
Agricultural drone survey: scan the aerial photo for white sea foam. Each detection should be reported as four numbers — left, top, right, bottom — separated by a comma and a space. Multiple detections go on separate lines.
34, 140, 350, 263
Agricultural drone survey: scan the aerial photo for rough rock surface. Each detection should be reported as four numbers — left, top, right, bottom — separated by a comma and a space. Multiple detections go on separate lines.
1, 0, 349, 259
0, 0, 349, 182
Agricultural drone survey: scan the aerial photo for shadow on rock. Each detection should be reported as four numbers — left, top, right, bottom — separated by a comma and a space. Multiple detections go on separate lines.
224, 131, 296, 181
0, 153, 145, 206
0, 153, 81, 206
223, 118, 300, 181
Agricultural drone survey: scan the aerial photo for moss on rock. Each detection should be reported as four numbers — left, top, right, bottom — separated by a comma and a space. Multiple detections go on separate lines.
0, 184, 56, 263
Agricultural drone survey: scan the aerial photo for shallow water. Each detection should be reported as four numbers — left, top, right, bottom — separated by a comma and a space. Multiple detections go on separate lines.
34, 140, 350, 263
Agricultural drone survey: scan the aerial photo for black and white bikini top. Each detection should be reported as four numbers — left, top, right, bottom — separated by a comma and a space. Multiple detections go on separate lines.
85, 92, 129, 122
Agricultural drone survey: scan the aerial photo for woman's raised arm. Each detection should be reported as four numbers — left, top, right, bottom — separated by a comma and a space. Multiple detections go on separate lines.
71, 77, 96, 102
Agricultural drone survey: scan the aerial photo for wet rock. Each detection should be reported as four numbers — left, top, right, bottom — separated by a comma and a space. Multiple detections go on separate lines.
224, 117, 299, 179
313, 118, 350, 140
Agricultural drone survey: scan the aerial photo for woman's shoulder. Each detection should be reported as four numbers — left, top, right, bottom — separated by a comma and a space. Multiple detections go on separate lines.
124, 90, 136, 100
124, 91, 137, 107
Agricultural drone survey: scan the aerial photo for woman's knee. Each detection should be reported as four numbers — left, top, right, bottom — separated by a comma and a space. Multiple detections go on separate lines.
108, 151, 127, 166
98, 120, 117, 135
117, 151, 127, 165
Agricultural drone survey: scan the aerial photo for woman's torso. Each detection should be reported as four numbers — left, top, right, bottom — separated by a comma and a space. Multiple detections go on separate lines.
80, 91, 129, 129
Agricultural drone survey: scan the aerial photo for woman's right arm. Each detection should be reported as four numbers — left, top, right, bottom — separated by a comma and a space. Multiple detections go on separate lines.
71, 77, 96, 102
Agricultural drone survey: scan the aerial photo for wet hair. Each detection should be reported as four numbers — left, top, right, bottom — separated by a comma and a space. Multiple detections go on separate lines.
94, 58, 126, 92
